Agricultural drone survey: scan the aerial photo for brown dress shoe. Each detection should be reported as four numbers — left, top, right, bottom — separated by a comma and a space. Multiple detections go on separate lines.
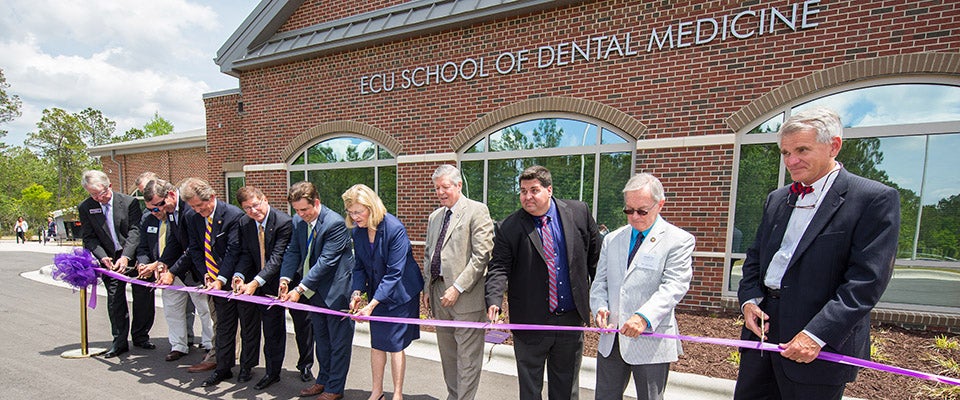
299, 383, 324, 396
187, 361, 217, 373
316, 392, 343, 400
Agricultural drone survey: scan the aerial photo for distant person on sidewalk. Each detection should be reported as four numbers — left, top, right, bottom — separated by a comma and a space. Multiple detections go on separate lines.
590, 173, 694, 400
735, 108, 900, 399
14, 216, 27, 244
44, 216, 57, 244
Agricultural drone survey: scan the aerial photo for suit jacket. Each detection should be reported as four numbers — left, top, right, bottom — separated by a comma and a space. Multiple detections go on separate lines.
137, 212, 166, 265
590, 219, 694, 365
351, 213, 424, 309
280, 206, 354, 310
79, 192, 142, 264
169, 199, 244, 283
236, 206, 293, 296
158, 197, 199, 283
737, 169, 900, 385
485, 198, 601, 325
423, 196, 494, 315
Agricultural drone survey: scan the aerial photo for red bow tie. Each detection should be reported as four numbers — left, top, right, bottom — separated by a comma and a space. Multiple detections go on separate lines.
790, 182, 814, 198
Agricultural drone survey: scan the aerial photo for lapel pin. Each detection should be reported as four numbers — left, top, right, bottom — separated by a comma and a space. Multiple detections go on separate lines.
650, 237, 656, 243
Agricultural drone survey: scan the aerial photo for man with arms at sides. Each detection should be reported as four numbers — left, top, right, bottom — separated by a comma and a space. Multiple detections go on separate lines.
77, 170, 154, 358
485, 165, 601, 400
144, 178, 215, 364
233, 186, 293, 390
280, 181, 355, 400
734, 107, 900, 399
153, 178, 245, 387
590, 173, 694, 400
423, 164, 494, 400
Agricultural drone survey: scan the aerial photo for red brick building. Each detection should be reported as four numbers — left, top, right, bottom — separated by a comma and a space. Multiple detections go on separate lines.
118, 0, 960, 328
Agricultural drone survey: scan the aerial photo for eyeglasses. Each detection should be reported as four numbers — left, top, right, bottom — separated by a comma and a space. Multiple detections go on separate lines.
147, 198, 166, 213
786, 168, 839, 209
242, 201, 263, 212
346, 209, 367, 217
623, 203, 657, 216
90, 187, 110, 199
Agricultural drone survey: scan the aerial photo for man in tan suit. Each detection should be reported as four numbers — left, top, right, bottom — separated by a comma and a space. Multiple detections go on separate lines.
590, 173, 694, 400
423, 164, 494, 400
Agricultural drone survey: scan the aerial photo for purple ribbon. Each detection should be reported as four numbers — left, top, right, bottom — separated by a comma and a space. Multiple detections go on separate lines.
96, 268, 960, 387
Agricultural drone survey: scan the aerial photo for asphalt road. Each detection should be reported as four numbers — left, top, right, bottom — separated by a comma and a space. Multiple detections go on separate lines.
2, 248, 599, 399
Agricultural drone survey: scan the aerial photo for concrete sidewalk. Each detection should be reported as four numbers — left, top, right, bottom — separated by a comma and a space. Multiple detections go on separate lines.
14, 240, 736, 399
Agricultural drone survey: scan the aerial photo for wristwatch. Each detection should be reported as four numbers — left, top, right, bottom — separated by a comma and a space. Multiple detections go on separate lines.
294, 286, 305, 295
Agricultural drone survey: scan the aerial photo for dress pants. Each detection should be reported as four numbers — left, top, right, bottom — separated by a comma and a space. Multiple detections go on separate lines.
290, 297, 315, 372
213, 295, 261, 373
259, 303, 286, 375
513, 311, 584, 400
430, 279, 485, 400
734, 296, 846, 400
312, 312, 354, 394
162, 276, 214, 352
595, 334, 669, 400
102, 272, 155, 349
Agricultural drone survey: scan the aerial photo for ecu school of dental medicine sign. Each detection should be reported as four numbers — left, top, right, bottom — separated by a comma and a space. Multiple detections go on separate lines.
360, 0, 823, 95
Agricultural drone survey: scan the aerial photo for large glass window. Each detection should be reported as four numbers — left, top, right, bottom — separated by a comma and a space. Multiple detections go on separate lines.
729, 82, 960, 311
225, 173, 245, 208
460, 116, 635, 231
288, 136, 396, 215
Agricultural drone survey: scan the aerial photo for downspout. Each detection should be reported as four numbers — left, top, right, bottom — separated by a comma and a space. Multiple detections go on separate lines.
109, 150, 124, 192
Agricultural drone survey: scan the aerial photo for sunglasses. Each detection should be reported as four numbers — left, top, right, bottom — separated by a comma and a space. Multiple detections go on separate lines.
622, 203, 657, 216
147, 198, 166, 213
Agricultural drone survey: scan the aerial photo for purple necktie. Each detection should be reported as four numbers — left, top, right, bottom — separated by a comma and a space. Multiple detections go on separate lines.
430, 210, 452, 280
539, 215, 558, 312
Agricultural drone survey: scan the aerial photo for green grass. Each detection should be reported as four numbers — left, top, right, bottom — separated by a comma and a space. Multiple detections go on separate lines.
935, 335, 960, 351
726, 350, 741, 367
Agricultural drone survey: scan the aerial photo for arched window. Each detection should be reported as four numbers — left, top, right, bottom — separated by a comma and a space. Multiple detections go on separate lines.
459, 114, 635, 231
729, 80, 960, 310
287, 136, 397, 215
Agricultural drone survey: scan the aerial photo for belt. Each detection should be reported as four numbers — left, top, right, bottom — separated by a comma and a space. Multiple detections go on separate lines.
765, 287, 782, 299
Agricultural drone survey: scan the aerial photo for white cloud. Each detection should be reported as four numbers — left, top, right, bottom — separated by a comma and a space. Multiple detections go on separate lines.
0, 0, 258, 146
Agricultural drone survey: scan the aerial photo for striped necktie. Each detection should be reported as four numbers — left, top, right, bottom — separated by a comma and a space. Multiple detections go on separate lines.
539, 215, 558, 312
204, 216, 218, 279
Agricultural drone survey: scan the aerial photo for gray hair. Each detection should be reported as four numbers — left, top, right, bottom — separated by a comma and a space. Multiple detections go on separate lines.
135, 171, 159, 191
778, 107, 843, 145
622, 173, 664, 202
431, 164, 463, 185
179, 177, 216, 202
143, 178, 176, 202
81, 170, 111, 190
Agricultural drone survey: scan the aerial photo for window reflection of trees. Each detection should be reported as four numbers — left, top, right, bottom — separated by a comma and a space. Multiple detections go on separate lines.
462, 117, 633, 231
288, 137, 396, 215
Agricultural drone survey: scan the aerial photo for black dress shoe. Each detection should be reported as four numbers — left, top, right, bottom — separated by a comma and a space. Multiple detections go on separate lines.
254, 374, 279, 390
133, 341, 156, 350
102, 346, 129, 358
200, 370, 233, 387
237, 368, 253, 383
299, 368, 314, 382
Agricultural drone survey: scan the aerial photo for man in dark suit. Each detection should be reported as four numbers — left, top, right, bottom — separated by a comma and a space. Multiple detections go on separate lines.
734, 107, 900, 399
156, 178, 245, 387
146, 178, 215, 363
234, 186, 293, 390
78, 169, 154, 358
485, 165, 601, 400
280, 181, 355, 400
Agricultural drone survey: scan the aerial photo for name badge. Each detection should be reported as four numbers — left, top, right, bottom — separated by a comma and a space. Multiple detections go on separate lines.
89, 208, 103, 214
638, 253, 660, 271
147, 226, 158, 233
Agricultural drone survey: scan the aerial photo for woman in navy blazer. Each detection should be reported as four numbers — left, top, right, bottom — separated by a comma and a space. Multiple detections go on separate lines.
344, 184, 424, 400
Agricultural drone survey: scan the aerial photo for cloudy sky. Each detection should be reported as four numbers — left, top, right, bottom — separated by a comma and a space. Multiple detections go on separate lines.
0, 0, 260, 147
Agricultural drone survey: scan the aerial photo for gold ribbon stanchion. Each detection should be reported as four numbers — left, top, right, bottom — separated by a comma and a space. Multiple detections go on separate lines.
61, 287, 106, 358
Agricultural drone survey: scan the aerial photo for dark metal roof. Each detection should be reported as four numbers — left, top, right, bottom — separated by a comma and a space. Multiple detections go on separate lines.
216, 0, 580, 76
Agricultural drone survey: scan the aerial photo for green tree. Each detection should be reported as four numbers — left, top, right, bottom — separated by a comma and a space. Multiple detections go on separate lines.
111, 127, 149, 143
0, 68, 23, 149
20, 183, 53, 230
143, 111, 174, 137
25, 108, 94, 208
78, 107, 117, 146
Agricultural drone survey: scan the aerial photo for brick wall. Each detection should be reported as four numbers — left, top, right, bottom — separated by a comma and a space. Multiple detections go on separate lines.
208, 0, 960, 314
98, 147, 208, 194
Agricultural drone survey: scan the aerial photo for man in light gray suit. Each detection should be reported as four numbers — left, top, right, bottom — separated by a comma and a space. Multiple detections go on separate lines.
423, 164, 494, 400
590, 173, 694, 400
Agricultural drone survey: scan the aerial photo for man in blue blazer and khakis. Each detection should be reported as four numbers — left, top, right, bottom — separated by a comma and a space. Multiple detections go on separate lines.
590, 173, 694, 400
734, 107, 900, 399
280, 181, 355, 400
